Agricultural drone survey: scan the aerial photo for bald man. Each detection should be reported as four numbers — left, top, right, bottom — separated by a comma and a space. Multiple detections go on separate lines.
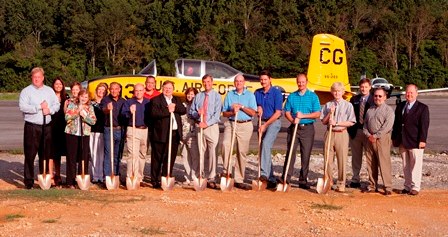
122, 83, 150, 184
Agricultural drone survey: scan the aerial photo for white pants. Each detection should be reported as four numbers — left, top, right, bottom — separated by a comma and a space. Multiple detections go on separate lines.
89, 132, 104, 181
399, 146, 424, 192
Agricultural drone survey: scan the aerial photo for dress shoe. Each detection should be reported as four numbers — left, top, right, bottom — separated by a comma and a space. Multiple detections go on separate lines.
152, 182, 161, 189
384, 190, 392, 196
335, 187, 346, 193
362, 188, 378, 193
299, 183, 310, 190
234, 183, 251, 191
401, 189, 410, 194
349, 182, 361, 188
267, 181, 277, 190
207, 181, 218, 189
25, 185, 33, 190
409, 190, 419, 196
259, 175, 268, 182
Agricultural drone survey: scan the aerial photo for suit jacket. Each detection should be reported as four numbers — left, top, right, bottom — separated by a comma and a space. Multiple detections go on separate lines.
347, 93, 374, 139
147, 94, 186, 143
392, 100, 430, 149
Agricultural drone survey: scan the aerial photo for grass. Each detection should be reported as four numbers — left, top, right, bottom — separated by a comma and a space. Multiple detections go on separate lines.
42, 219, 57, 223
5, 214, 24, 221
0, 93, 19, 101
311, 202, 343, 211
133, 226, 168, 235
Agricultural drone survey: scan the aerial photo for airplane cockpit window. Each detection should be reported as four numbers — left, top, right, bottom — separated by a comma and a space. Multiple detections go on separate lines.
205, 61, 239, 80
373, 78, 388, 84
179, 60, 201, 77
138, 60, 157, 76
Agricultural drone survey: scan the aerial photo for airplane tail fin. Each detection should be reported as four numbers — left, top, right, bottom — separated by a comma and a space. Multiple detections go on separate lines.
307, 34, 352, 103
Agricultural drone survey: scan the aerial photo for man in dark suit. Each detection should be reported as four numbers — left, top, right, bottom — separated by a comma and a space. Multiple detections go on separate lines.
392, 84, 430, 196
347, 78, 374, 188
147, 80, 186, 188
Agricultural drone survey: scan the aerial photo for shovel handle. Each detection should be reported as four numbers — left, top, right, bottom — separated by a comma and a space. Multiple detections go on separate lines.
132, 110, 136, 177
283, 121, 299, 184
167, 112, 174, 177
225, 111, 238, 178
109, 107, 114, 176
199, 113, 204, 179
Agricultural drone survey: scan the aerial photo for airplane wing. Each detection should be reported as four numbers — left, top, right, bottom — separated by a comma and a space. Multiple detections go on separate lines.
391, 87, 448, 97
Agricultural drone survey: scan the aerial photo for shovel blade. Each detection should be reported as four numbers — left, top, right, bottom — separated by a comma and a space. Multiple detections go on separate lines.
276, 182, 290, 192
192, 176, 207, 191
126, 176, 139, 190
316, 177, 331, 194
220, 177, 234, 192
76, 174, 91, 191
38, 174, 52, 190
105, 175, 120, 190
161, 176, 175, 191
251, 180, 267, 191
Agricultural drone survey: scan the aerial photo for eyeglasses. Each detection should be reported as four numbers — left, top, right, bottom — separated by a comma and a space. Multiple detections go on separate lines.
374, 95, 383, 98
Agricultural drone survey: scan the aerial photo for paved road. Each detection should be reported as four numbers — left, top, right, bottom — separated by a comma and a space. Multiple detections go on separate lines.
1, 95, 447, 152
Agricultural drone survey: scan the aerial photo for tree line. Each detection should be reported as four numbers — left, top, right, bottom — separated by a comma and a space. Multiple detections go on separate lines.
1, 0, 447, 92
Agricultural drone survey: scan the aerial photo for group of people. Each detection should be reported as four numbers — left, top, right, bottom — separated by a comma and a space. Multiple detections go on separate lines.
19, 67, 429, 195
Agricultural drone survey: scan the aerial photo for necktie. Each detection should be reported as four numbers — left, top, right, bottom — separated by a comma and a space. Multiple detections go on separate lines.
403, 102, 409, 117
359, 97, 365, 125
203, 93, 209, 123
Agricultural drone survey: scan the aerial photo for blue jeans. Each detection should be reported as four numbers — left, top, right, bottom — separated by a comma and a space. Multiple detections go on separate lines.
260, 119, 281, 182
104, 127, 124, 176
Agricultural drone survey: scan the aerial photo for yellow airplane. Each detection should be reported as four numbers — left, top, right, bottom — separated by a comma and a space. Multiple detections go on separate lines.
86, 34, 351, 104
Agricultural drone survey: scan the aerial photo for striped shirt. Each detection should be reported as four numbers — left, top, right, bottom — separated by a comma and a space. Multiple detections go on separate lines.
189, 89, 222, 126
363, 103, 395, 138
320, 99, 356, 130
284, 89, 320, 124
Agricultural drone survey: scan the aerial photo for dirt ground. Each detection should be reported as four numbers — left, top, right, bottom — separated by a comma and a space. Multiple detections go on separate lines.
1, 152, 448, 236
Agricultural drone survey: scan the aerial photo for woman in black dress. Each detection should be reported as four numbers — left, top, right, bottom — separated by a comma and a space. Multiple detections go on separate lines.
50, 77, 69, 186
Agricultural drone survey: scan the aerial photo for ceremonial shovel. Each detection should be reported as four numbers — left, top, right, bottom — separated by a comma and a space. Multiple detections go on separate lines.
220, 111, 238, 192
276, 120, 299, 192
317, 111, 334, 194
38, 115, 52, 190
192, 114, 207, 191
106, 107, 120, 190
161, 112, 175, 191
76, 112, 91, 190
252, 115, 267, 191
126, 111, 139, 190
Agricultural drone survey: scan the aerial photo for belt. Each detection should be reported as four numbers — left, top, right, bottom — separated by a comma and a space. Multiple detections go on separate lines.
230, 119, 252, 123
25, 121, 51, 127
331, 128, 347, 133
135, 125, 147, 129
262, 118, 280, 122
299, 123, 313, 127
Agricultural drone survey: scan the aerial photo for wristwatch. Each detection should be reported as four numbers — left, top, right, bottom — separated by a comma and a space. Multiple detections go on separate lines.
335, 123, 339, 127
241, 105, 245, 109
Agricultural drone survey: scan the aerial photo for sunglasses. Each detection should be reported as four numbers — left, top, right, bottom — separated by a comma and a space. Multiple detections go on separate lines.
374, 95, 383, 98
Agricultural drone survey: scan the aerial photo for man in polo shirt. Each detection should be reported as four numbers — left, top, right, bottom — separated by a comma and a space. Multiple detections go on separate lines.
320, 82, 356, 192
122, 83, 150, 185
281, 73, 321, 190
221, 74, 257, 190
19, 67, 60, 189
254, 70, 283, 189
101, 82, 126, 179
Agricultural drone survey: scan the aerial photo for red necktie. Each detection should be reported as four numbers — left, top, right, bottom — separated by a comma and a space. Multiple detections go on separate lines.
203, 93, 209, 123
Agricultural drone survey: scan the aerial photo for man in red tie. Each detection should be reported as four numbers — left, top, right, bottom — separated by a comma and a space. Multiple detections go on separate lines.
189, 74, 222, 189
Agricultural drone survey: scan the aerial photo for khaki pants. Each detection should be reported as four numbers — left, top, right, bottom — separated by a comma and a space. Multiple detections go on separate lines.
221, 120, 253, 183
399, 146, 424, 192
198, 123, 219, 181
126, 127, 148, 182
349, 129, 368, 183
365, 133, 392, 191
324, 130, 349, 190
